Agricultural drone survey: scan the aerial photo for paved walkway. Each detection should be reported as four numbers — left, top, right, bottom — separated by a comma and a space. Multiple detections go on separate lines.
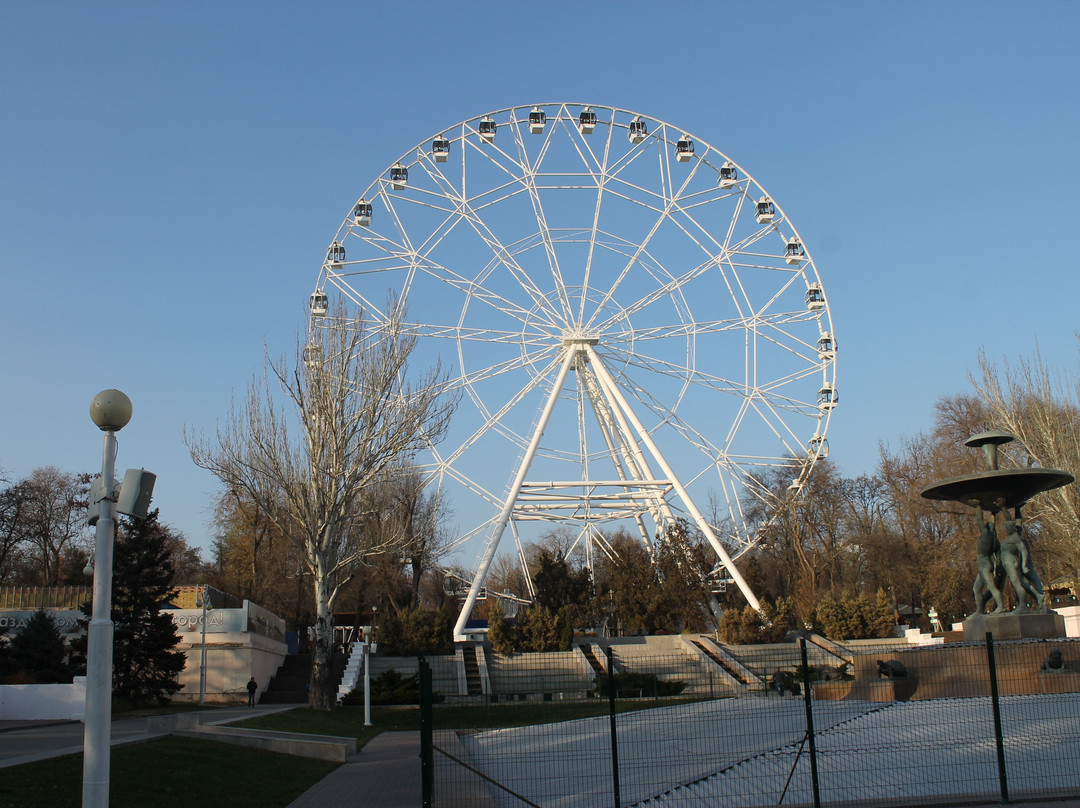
4, 711, 1080, 808
286, 731, 421, 808
0, 704, 294, 768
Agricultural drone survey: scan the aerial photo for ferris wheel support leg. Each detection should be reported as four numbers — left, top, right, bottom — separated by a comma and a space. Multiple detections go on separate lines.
584, 345, 762, 611
453, 350, 577, 642
581, 365, 673, 541
581, 372, 656, 548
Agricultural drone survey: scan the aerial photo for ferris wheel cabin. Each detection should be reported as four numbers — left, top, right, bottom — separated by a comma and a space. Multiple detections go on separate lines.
628, 117, 648, 144
718, 161, 738, 188
353, 199, 372, 227
578, 107, 597, 134
529, 107, 547, 134
675, 135, 695, 162
432, 137, 450, 162
818, 384, 839, 410
805, 283, 825, 311
389, 163, 409, 191
755, 197, 775, 224
327, 241, 345, 269
784, 237, 805, 265
808, 435, 830, 457
310, 290, 328, 317
478, 116, 497, 142
303, 343, 322, 369
817, 332, 835, 360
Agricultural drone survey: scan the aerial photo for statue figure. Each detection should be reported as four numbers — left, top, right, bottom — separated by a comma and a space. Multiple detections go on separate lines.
876, 659, 907, 679
1041, 649, 1065, 671
971, 506, 1006, 617
999, 506, 1046, 611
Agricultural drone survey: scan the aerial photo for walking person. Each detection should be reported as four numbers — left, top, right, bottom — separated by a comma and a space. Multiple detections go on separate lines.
246, 676, 258, 707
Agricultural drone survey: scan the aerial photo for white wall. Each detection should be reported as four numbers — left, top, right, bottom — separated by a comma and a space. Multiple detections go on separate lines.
0, 677, 86, 720
1055, 605, 1080, 638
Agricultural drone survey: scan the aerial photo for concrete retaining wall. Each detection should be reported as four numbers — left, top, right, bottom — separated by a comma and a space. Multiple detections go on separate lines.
814, 639, 1080, 702
147, 711, 356, 762
0, 676, 86, 720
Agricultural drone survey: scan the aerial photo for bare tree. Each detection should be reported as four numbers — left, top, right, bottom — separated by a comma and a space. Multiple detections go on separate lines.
0, 477, 31, 584
973, 340, 1080, 588
187, 298, 457, 709
20, 467, 91, 586
391, 466, 452, 609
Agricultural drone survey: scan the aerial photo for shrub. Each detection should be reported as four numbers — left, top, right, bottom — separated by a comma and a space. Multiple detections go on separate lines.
340, 669, 443, 705
816, 589, 896, 641
0, 610, 73, 684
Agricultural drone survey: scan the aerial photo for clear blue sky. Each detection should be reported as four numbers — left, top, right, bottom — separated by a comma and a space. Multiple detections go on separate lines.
2, 2, 1078, 559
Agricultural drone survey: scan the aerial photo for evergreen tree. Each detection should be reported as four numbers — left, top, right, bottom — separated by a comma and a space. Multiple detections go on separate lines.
487, 600, 519, 655
0, 610, 73, 683
555, 605, 574, 651
111, 510, 186, 704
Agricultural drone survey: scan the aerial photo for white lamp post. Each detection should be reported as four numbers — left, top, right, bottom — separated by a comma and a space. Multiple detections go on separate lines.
363, 626, 372, 727
199, 584, 210, 705
82, 389, 132, 808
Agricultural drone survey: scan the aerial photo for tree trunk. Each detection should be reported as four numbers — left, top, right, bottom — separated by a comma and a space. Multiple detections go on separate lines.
309, 569, 335, 711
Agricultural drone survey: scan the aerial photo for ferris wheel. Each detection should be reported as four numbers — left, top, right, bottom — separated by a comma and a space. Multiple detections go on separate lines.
310, 104, 837, 639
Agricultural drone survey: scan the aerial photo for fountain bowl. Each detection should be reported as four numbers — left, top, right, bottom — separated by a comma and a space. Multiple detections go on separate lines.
921, 468, 1073, 510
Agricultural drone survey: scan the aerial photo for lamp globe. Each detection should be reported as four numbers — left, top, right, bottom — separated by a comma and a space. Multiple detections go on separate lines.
89, 389, 132, 432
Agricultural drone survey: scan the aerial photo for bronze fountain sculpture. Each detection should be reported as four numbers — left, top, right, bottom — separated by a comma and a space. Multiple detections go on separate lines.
921, 431, 1074, 639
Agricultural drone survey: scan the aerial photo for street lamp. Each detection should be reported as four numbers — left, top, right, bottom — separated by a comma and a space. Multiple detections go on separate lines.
82, 389, 131, 808
198, 584, 211, 706
364, 606, 379, 726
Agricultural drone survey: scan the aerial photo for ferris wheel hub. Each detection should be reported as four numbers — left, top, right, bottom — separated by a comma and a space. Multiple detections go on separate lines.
561, 334, 600, 347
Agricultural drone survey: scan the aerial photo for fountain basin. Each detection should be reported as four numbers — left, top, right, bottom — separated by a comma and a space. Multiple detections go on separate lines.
921, 468, 1073, 510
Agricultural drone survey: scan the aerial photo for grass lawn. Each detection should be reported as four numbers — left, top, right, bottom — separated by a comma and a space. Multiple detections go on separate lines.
237, 696, 709, 741
0, 736, 339, 808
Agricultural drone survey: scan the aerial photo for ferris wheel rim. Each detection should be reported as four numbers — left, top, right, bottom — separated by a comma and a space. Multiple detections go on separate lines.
310, 102, 837, 576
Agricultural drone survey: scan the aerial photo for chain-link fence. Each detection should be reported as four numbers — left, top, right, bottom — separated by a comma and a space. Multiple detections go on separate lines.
418, 633, 1080, 807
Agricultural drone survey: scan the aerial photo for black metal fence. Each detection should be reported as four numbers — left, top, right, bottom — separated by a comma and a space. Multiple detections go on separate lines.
418, 634, 1080, 808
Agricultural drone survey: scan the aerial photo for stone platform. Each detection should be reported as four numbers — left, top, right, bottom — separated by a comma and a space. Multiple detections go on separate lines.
963, 610, 1066, 641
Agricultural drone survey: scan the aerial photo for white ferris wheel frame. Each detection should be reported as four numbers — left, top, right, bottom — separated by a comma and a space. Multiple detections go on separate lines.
309, 103, 837, 640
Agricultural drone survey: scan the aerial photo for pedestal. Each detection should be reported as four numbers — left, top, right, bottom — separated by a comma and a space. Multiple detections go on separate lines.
963, 610, 1066, 641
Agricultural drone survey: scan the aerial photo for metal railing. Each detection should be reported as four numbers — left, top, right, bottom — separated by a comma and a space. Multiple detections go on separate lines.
419, 634, 1080, 808
0, 586, 91, 610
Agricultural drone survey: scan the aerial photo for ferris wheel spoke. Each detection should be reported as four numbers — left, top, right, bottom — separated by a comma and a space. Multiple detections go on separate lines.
611, 348, 741, 398
454, 197, 563, 322
408, 323, 550, 346
584, 169, 708, 333
414, 252, 551, 328
612, 317, 754, 341
439, 352, 567, 470
454, 344, 560, 390
508, 118, 574, 323
591, 255, 715, 333
743, 393, 817, 457
751, 321, 827, 366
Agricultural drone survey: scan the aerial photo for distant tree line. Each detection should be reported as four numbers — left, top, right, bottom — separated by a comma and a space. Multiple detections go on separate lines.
0, 467, 206, 588
193, 337, 1080, 653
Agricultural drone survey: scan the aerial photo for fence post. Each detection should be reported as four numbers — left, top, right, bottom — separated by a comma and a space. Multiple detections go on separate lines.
985, 632, 1009, 804
419, 654, 433, 808
607, 646, 621, 808
799, 638, 821, 808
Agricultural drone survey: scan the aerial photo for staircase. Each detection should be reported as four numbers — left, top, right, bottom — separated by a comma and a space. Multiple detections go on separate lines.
462, 644, 483, 696
260, 654, 311, 704
260, 653, 348, 704
579, 644, 606, 677
337, 642, 362, 703
690, 638, 757, 686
